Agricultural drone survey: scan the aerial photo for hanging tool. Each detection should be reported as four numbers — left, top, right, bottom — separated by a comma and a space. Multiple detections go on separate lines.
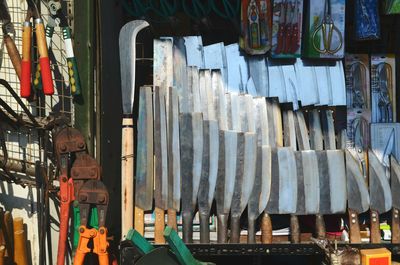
275, 1, 287, 54
21, 0, 54, 98
287, 0, 300, 53
119, 20, 149, 239
42, 0, 81, 95
0, 0, 21, 79
74, 180, 110, 265
376, 62, 393, 123
312, 0, 343, 54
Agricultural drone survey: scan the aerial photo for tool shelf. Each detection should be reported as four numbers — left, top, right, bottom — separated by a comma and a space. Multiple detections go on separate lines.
120, 241, 400, 264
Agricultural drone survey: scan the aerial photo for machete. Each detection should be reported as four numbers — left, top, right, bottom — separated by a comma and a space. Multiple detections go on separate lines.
135, 86, 154, 236
189, 67, 201, 113
167, 87, 181, 233
346, 150, 370, 243
197, 119, 219, 243
254, 97, 269, 146
216, 130, 238, 243
179, 112, 203, 243
153, 86, 169, 243
369, 150, 392, 243
309, 110, 323, 150
119, 20, 149, 238
391, 156, 400, 243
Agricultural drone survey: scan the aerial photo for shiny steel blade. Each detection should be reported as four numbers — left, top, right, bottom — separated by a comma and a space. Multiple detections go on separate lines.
369, 150, 392, 213
184, 36, 204, 68
248, 56, 269, 97
309, 109, 323, 150
254, 97, 269, 146
173, 38, 190, 113
295, 110, 311, 150
321, 109, 336, 150
283, 110, 296, 150
391, 156, 400, 209
301, 150, 319, 214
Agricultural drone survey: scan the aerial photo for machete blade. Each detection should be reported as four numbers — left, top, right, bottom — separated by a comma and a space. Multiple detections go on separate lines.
184, 36, 204, 68
295, 110, 311, 150
321, 110, 336, 150
189, 67, 201, 113
254, 97, 269, 146
248, 56, 269, 96
346, 150, 370, 214
135, 86, 154, 210
300, 150, 319, 214
369, 150, 392, 213
283, 110, 297, 149
391, 156, 400, 209
309, 109, 324, 150
173, 38, 190, 113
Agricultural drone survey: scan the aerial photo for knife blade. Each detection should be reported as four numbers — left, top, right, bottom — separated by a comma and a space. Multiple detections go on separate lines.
390, 156, 400, 243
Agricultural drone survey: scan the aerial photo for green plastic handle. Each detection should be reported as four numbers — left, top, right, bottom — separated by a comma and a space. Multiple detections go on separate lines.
126, 229, 155, 255
62, 27, 81, 96
73, 203, 99, 250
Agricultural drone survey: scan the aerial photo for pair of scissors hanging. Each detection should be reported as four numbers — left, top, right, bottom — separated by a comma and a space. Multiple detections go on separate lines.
312, 0, 343, 55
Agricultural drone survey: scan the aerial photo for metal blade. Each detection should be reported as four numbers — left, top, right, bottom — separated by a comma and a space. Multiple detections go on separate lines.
189, 67, 201, 113
216, 130, 238, 215
203, 42, 227, 84
278, 148, 297, 214
184, 36, 204, 68
266, 98, 283, 147
321, 110, 336, 150
309, 109, 323, 150
231, 132, 257, 216
244, 95, 256, 132
346, 150, 370, 213
371, 123, 400, 162
225, 43, 248, 93
369, 150, 392, 213
119, 20, 149, 114
254, 97, 269, 146
295, 110, 311, 150
199, 70, 210, 119
154, 86, 168, 210
391, 156, 400, 209
214, 71, 228, 131
135, 86, 154, 210
167, 87, 181, 211
299, 150, 319, 214
192, 113, 204, 207
173, 38, 190, 113
248, 56, 269, 97
283, 110, 297, 149
230, 93, 241, 131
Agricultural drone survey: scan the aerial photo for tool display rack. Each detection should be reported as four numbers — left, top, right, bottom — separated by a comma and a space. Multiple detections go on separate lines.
0, 0, 75, 176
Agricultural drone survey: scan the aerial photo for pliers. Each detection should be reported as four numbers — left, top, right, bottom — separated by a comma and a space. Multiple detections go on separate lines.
42, 0, 81, 96
21, 0, 54, 98
74, 180, 110, 265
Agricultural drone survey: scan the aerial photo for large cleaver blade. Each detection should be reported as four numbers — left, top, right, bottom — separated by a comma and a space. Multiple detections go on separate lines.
346, 150, 370, 243
368, 149, 392, 243
391, 156, 400, 243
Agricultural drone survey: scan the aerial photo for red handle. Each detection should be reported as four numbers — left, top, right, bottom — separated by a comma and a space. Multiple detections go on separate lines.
21, 22, 31, 98
283, 24, 292, 54
290, 23, 300, 53
275, 24, 285, 54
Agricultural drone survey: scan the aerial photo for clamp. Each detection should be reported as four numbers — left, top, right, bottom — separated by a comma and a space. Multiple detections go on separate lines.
74, 180, 110, 265
21, 0, 54, 98
40, 0, 81, 96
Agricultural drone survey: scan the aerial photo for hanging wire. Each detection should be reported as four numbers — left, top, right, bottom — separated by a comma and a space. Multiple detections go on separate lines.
209, 0, 240, 19
122, 0, 150, 18
148, 0, 179, 18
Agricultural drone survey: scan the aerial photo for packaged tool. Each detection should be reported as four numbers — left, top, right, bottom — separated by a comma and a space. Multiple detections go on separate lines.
271, 0, 304, 58
370, 54, 396, 123
384, 0, 400, 14
240, 0, 272, 55
303, 0, 345, 59
355, 0, 380, 40
345, 54, 371, 150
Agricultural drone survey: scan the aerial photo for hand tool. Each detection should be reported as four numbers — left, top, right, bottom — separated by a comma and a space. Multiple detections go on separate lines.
119, 20, 149, 238
197, 119, 219, 243
375, 62, 393, 123
346, 150, 369, 243
54, 126, 86, 265
0, 0, 21, 79
275, 1, 287, 54
225, 44, 247, 94
254, 97, 269, 146
179, 112, 203, 243
167, 87, 181, 233
164, 227, 216, 265
74, 180, 110, 265
390, 156, 400, 243
43, 0, 81, 95
135, 86, 154, 236
173, 38, 190, 113
368, 150, 392, 243
21, 0, 54, 98
215, 130, 238, 243
312, 0, 343, 54
248, 57, 269, 97
288, 0, 300, 53
153, 86, 169, 243
348, 62, 368, 109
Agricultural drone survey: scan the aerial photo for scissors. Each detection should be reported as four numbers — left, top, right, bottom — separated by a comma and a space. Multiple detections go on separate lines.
312, 0, 343, 54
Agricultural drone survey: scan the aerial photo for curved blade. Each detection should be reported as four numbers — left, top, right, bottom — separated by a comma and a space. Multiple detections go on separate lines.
391, 156, 400, 209
301, 150, 320, 214
119, 20, 149, 114
346, 150, 370, 213
254, 97, 269, 146
369, 150, 392, 213
295, 110, 311, 150
135, 86, 154, 210
309, 109, 323, 150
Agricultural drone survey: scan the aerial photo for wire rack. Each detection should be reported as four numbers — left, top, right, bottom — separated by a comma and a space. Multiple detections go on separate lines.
0, 0, 74, 169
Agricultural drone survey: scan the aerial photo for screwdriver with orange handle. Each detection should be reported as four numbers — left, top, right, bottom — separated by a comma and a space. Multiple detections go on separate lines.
21, 1, 54, 98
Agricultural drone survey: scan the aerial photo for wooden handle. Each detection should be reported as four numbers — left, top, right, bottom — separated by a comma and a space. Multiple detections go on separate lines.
154, 207, 165, 244
121, 118, 134, 239
134, 207, 144, 236
315, 214, 326, 239
230, 215, 241, 243
261, 213, 273, 244
392, 208, 400, 243
370, 210, 381, 243
0, 245, 5, 265
4, 35, 21, 80
12, 218, 23, 233
167, 209, 177, 231
21, 22, 31, 98
348, 209, 361, 243
35, 19, 53, 95
3, 212, 13, 259
290, 215, 300, 243
199, 212, 210, 244
13, 230, 28, 265
217, 214, 229, 243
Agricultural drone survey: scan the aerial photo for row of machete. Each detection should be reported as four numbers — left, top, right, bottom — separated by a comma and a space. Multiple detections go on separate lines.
135, 75, 398, 245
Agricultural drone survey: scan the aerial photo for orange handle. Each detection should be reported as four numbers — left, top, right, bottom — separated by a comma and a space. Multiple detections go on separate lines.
35, 19, 53, 95
98, 253, 109, 265
21, 22, 31, 98
73, 250, 86, 265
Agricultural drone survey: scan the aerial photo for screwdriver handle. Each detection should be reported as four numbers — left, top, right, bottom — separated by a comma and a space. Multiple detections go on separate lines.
20, 22, 31, 98
35, 18, 54, 95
